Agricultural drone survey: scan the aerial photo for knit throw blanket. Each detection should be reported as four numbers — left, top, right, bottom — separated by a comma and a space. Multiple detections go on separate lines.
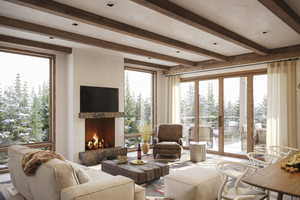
22, 151, 65, 176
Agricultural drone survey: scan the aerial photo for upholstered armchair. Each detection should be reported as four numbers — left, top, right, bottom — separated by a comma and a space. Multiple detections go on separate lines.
153, 124, 183, 159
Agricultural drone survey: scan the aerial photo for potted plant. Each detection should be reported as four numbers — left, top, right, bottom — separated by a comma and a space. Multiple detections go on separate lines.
141, 125, 152, 154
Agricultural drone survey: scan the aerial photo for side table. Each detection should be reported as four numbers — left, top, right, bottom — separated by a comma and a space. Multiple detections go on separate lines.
190, 142, 206, 162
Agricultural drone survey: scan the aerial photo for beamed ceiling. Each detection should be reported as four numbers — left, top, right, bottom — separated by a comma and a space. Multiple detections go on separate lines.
0, 0, 299, 73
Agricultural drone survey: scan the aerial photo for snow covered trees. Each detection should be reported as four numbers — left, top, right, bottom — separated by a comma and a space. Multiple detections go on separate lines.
0, 74, 49, 147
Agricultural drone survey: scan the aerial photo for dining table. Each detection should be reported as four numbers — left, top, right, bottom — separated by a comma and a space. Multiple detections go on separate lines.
242, 155, 300, 200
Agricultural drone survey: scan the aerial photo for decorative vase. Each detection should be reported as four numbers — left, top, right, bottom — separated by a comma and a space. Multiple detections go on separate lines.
142, 143, 150, 154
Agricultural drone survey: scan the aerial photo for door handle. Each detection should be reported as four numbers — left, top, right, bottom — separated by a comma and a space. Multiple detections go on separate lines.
218, 116, 223, 127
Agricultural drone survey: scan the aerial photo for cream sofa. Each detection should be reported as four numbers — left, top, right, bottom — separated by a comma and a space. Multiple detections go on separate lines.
8, 145, 145, 200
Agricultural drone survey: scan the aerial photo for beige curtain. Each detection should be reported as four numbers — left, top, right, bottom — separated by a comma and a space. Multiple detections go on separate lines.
267, 60, 297, 147
167, 75, 180, 123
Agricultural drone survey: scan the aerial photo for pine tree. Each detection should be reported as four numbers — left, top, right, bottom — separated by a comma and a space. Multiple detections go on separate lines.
135, 94, 142, 121
0, 74, 50, 146
254, 95, 267, 128
39, 82, 49, 141
124, 75, 138, 134
14, 73, 21, 100
180, 84, 195, 124
0, 85, 4, 135
143, 97, 152, 126
30, 89, 42, 142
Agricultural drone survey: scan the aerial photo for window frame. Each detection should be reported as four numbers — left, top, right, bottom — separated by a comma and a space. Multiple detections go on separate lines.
124, 66, 157, 150
180, 68, 267, 159
0, 46, 56, 173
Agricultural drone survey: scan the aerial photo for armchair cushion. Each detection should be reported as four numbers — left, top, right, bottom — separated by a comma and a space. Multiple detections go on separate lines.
155, 142, 181, 149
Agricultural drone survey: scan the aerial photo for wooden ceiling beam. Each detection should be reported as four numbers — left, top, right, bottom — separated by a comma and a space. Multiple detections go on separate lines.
4, 0, 227, 61
130, 0, 270, 55
0, 34, 72, 53
167, 44, 300, 75
0, 16, 196, 66
258, 0, 300, 35
124, 58, 171, 70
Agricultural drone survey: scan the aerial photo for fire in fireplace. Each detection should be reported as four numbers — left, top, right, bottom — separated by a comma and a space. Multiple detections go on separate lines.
85, 118, 115, 150
87, 133, 105, 150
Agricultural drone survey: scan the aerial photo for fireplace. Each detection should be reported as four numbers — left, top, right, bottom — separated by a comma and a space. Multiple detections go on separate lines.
79, 85, 124, 151
85, 118, 115, 150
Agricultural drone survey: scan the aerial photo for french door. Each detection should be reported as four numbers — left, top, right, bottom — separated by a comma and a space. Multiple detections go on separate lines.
189, 70, 267, 158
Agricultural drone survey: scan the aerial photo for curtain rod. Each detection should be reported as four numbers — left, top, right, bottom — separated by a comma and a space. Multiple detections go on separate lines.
166, 57, 299, 76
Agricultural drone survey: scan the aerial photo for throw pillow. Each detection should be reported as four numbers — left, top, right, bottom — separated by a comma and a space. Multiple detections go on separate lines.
75, 168, 91, 184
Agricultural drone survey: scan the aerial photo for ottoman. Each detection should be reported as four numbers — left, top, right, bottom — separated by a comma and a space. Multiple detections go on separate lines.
190, 142, 206, 162
164, 166, 222, 200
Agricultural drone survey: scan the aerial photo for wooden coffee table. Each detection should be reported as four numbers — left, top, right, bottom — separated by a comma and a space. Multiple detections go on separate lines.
101, 159, 169, 184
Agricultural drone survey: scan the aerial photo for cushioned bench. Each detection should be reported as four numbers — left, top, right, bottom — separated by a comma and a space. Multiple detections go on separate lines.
164, 166, 222, 200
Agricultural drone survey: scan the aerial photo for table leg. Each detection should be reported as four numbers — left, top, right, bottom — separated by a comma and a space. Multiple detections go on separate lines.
277, 193, 283, 200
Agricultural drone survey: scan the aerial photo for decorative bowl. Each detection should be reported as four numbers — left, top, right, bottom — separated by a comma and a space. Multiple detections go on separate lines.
130, 160, 147, 165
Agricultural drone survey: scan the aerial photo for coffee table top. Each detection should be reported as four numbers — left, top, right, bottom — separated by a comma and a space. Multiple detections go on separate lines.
102, 159, 168, 170
101, 159, 169, 184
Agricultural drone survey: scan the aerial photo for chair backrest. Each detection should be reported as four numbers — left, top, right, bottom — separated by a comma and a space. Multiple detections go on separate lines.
247, 152, 280, 168
254, 145, 299, 158
216, 161, 260, 200
189, 126, 211, 141
158, 124, 183, 142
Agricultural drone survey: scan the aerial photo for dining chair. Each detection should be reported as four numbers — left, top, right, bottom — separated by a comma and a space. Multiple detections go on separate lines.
247, 152, 280, 168
216, 161, 268, 200
268, 146, 299, 158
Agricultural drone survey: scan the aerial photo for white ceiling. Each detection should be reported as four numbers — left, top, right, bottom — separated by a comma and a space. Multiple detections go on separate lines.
0, 0, 299, 66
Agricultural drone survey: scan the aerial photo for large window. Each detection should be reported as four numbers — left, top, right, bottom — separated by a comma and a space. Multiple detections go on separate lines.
0, 50, 54, 171
253, 75, 267, 150
124, 68, 155, 148
224, 77, 247, 154
179, 82, 195, 146
199, 79, 219, 151
180, 69, 267, 158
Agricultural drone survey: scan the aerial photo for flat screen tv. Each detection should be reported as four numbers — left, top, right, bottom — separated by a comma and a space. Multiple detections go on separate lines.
80, 86, 119, 112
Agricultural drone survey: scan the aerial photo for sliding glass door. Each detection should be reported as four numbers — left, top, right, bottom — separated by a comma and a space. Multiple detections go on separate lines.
253, 75, 267, 150
198, 79, 219, 151
223, 77, 247, 154
181, 69, 267, 158
179, 82, 195, 147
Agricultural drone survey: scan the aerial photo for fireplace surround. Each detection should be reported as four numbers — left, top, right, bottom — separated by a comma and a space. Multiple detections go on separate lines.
78, 112, 125, 165
85, 118, 115, 150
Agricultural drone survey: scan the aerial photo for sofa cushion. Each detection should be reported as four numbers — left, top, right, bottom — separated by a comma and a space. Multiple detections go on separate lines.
54, 162, 80, 189
75, 168, 91, 184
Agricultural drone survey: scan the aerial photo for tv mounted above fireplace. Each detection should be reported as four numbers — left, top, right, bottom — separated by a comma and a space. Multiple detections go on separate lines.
80, 86, 119, 113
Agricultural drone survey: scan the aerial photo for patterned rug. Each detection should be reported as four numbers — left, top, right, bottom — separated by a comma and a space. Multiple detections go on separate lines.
140, 152, 228, 199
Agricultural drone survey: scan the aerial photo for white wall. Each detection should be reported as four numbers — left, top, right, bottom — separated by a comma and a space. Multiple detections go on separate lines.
54, 53, 70, 158
66, 48, 124, 161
